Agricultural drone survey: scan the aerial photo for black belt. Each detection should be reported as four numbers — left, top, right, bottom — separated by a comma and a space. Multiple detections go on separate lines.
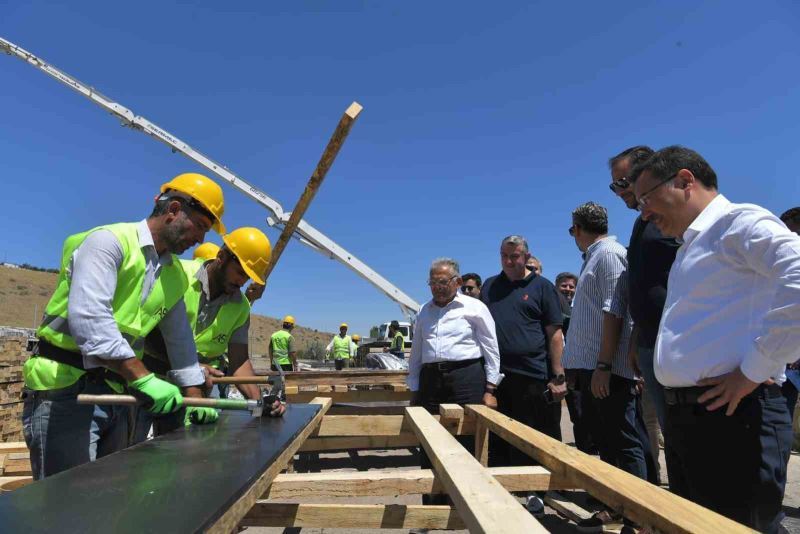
663, 383, 783, 406
423, 358, 482, 372
33, 339, 125, 384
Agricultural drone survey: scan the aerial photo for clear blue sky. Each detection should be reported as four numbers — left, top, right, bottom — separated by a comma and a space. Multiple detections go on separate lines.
2, 1, 799, 337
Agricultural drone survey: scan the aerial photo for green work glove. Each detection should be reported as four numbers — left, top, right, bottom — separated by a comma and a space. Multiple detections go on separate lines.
128, 373, 183, 415
184, 406, 220, 426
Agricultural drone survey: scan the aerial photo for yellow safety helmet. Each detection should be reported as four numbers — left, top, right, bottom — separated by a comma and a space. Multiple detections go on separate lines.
222, 227, 272, 285
340, 323, 348, 329
193, 242, 221, 261
283, 315, 296, 326
161, 173, 226, 234
352, 334, 360, 342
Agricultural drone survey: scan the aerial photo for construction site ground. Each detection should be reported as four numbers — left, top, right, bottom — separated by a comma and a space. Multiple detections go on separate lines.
251, 404, 800, 534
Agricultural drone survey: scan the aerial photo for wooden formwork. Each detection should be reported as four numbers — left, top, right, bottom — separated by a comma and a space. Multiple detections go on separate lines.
1, 402, 756, 533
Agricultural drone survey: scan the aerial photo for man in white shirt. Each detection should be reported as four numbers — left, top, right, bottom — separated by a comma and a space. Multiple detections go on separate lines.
632, 146, 800, 532
407, 258, 501, 505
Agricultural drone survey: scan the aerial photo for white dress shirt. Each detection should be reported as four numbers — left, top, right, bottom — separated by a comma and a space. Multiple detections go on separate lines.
655, 195, 800, 387
407, 292, 501, 391
67, 219, 204, 386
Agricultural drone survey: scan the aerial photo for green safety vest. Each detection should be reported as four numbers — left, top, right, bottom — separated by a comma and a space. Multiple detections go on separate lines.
181, 259, 250, 368
270, 329, 294, 366
24, 222, 188, 391
391, 331, 405, 352
332, 335, 351, 359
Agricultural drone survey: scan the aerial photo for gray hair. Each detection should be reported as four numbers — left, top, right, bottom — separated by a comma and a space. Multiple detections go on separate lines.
501, 235, 529, 253
430, 257, 460, 276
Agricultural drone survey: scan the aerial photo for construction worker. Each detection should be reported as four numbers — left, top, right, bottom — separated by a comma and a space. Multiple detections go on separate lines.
193, 242, 220, 261
270, 316, 297, 372
327, 323, 353, 370
132, 227, 285, 442
21, 172, 225, 479
388, 320, 405, 359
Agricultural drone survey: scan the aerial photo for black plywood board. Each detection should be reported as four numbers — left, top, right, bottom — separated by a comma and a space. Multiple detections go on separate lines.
0, 403, 320, 533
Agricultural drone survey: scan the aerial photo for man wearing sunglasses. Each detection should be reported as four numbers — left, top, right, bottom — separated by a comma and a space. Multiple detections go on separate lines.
460, 272, 482, 298
631, 146, 800, 532
608, 146, 680, 488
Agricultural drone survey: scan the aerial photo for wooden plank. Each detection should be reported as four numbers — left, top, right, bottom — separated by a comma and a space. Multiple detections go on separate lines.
284, 385, 299, 395
0, 475, 32, 492
543, 491, 594, 523
2, 453, 30, 476
438, 403, 464, 419
242, 503, 464, 530
405, 406, 546, 533
475, 419, 489, 467
259, 101, 362, 285
312, 414, 475, 438
0, 442, 27, 454
299, 434, 420, 452
327, 404, 407, 416
333, 384, 347, 393
206, 397, 332, 533
388, 383, 407, 391
316, 385, 331, 393
265, 466, 573, 498
466, 404, 755, 534
287, 389, 412, 403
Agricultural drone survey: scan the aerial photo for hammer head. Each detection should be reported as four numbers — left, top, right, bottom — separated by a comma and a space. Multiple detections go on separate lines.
251, 393, 279, 418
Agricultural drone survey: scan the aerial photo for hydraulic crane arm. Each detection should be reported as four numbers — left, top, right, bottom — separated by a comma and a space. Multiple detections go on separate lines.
0, 36, 421, 319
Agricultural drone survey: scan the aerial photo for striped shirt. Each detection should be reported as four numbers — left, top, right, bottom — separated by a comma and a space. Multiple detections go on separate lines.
563, 236, 635, 379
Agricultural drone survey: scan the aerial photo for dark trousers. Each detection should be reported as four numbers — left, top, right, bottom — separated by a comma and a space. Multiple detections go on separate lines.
566, 368, 598, 454
664, 385, 791, 533
415, 358, 485, 505
582, 372, 657, 486
491, 372, 562, 468
782, 380, 798, 420
334, 358, 350, 370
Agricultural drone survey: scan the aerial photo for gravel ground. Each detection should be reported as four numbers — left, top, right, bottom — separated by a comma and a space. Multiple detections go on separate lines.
247, 405, 800, 533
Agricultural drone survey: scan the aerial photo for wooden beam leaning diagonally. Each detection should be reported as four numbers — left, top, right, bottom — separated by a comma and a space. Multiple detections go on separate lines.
264, 466, 575, 499
466, 405, 756, 534
243, 503, 464, 530
205, 397, 332, 534
404, 406, 547, 534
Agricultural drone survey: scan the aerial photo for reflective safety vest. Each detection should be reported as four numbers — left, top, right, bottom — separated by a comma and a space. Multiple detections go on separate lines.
181, 259, 250, 368
391, 331, 405, 352
332, 335, 352, 359
24, 223, 188, 391
270, 329, 293, 366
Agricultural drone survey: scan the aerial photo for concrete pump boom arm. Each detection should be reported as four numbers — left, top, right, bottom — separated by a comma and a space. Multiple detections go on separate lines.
0, 36, 421, 319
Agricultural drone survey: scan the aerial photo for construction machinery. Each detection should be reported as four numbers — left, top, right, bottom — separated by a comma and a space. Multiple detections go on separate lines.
0, 36, 421, 321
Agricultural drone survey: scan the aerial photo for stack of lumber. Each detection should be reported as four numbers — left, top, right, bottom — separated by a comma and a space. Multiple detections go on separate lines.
0, 327, 32, 442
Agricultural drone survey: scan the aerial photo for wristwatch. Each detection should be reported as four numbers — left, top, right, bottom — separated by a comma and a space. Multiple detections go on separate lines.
551, 373, 566, 385
596, 362, 612, 371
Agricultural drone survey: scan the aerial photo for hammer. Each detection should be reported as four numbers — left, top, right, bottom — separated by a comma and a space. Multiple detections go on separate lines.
77, 392, 278, 418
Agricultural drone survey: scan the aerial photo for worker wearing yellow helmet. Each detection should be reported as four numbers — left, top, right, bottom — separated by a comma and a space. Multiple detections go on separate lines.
351, 334, 361, 362
326, 323, 353, 370
22, 172, 225, 479
269, 315, 297, 372
131, 226, 285, 443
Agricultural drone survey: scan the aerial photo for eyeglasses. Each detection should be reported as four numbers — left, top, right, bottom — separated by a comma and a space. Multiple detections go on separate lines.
461, 285, 478, 293
609, 177, 631, 193
568, 225, 576, 236
636, 172, 678, 211
428, 275, 457, 288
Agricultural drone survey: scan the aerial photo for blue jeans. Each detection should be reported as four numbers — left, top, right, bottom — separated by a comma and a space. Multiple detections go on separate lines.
22, 377, 129, 480
638, 345, 666, 429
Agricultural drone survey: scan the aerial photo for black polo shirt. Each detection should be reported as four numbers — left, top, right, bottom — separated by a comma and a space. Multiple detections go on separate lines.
627, 216, 680, 348
480, 271, 563, 380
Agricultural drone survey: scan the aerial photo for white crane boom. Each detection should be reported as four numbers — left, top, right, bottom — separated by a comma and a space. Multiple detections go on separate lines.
0, 36, 420, 319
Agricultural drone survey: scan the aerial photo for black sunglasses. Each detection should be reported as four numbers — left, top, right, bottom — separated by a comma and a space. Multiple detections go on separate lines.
609, 177, 631, 193
568, 225, 576, 236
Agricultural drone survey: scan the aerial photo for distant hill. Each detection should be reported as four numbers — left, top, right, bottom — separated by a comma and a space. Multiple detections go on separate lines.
0, 265, 334, 358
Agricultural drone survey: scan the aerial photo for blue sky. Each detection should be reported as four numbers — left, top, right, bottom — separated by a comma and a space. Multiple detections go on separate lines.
2, 1, 799, 338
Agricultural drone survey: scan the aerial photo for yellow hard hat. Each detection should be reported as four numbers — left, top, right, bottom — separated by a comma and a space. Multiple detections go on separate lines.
193, 242, 221, 261
222, 227, 272, 285
161, 173, 226, 234
283, 315, 295, 325
340, 323, 348, 329
352, 334, 360, 342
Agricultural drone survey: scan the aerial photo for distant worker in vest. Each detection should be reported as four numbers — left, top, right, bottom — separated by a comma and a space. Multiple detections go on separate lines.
327, 323, 353, 370
270, 315, 297, 372
351, 334, 361, 361
21, 172, 226, 479
388, 320, 405, 359
132, 226, 285, 442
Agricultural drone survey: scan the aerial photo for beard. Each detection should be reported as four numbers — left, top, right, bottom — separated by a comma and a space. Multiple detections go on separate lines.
162, 216, 192, 254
